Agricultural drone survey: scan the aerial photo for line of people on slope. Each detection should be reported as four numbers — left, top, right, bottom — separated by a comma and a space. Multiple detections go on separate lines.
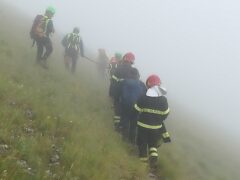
30, 6, 171, 167
30, 6, 84, 72
108, 52, 171, 166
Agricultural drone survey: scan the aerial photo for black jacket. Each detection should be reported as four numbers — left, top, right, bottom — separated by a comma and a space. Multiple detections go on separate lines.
134, 95, 169, 129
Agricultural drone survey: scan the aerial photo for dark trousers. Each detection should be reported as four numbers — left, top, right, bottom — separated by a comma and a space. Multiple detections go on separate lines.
113, 96, 121, 130
64, 48, 79, 73
137, 126, 162, 159
36, 37, 53, 62
121, 106, 138, 144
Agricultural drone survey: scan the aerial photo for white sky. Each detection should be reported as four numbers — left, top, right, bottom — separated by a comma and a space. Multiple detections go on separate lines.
3, 0, 240, 139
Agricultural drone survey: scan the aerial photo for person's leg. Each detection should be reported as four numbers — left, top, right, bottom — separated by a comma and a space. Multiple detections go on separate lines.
121, 107, 130, 141
113, 96, 121, 131
71, 51, 78, 73
129, 111, 138, 144
148, 129, 162, 167
137, 126, 148, 162
36, 40, 44, 63
42, 38, 53, 61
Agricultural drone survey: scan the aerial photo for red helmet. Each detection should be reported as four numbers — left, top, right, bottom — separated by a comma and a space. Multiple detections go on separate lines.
122, 52, 135, 64
110, 57, 117, 63
146, 74, 161, 88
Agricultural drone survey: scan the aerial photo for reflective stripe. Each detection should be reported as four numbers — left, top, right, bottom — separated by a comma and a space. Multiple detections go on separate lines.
109, 64, 113, 69
139, 157, 148, 162
149, 147, 157, 152
114, 116, 120, 120
137, 121, 162, 129
134, 104, 142, 112
114, 119, 120, 123
162, 132, 170, 138
112, 75, 119, 82
43, 16, 50, 34
111, 75, 123, 82
134, 104, 170, 115
150, 152, 158, 157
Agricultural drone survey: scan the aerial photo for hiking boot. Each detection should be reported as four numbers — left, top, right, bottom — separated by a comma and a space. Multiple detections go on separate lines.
149, 156, 158, 169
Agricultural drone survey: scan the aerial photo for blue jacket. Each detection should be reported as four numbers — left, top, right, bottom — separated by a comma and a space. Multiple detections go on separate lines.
120, 79, 146, 109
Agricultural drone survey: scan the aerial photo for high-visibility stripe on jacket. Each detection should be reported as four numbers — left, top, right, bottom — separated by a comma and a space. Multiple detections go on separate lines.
111, 75, 123, 82
42, 15, 54, 37
137, 121, 162, 129
134, 95, 169, 129
43, 16, 50, 33
134, 104, 170, 115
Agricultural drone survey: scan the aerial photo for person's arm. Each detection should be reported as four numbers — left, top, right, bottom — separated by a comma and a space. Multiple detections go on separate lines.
161, 97, 170, 120
134, 96, 144, 114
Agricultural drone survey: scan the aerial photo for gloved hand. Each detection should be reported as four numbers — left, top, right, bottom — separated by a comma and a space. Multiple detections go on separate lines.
163, 137, 171, 143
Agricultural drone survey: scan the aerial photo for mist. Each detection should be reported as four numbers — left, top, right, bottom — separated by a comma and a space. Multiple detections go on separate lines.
4, 0, 240, 158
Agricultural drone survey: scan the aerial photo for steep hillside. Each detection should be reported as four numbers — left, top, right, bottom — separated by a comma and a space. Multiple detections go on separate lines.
0, 3, 148, 180
1, 2, 240, 180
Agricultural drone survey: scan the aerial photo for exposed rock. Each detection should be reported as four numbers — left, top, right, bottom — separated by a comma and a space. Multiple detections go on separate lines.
25, 109, 35, 120
0, 144, 9, 154
23, 127, 34, 134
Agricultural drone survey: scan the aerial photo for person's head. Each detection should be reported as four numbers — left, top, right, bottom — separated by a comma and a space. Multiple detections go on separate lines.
128, 68, 140, 80
122, 52, 135, 64
146, 74, 161, 88
45, 6, 56, 18
110, 57, 117, 64
73, 27, 80, 34
114, 52, 122, 61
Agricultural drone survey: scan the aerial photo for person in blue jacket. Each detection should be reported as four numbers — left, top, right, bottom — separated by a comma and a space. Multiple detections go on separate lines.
120, 67, 146, 144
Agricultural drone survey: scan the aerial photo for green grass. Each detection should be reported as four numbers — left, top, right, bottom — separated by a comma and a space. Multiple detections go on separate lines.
1, 2, 240, 180
0, 4, 148, 179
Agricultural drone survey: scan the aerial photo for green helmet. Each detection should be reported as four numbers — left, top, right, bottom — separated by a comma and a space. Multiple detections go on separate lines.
115, 52, 122, 60
46, 6, 56, 14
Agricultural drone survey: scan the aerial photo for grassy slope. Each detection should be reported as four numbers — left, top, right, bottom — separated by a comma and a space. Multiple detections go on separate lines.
0, 3, 147, 180
1, 2, 239, 180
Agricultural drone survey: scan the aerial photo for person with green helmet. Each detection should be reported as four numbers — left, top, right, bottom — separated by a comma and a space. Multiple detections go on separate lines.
114, 52, 123, 65
30, 6, 56, 68
115, 52, 122, 61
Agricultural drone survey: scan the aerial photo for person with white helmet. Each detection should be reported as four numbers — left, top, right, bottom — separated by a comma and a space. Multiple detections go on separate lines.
134, 74, 170, 166
62, 27, 84, 73
30, 6, 56, 68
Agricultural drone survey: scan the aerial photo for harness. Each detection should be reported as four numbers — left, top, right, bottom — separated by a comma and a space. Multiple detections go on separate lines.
67, 33, 80, 50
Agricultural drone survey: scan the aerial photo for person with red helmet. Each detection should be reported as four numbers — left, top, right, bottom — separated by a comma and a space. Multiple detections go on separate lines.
134, 74, 170, 166
111, 52, 137, 131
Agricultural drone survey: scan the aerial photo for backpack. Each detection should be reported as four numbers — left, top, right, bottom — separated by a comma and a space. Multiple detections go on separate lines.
30, 15, 49, 40
62, 33, 80, 50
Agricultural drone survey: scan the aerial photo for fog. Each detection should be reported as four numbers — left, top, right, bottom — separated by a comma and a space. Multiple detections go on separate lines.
4, 0, 240, 147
